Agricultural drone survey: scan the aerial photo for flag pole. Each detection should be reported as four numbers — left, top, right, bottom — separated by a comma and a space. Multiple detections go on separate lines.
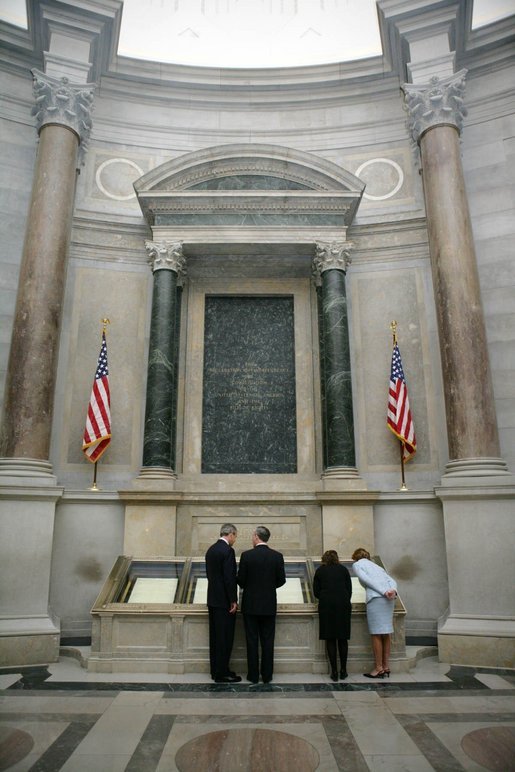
399, 438, 407, 491
390, 320, 408, 491
90, 460, 99, 491
88, 317, 110, 492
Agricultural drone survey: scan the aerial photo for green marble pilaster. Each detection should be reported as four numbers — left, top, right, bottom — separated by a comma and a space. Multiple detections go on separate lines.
142, 242, 185, 474
314, 242, 356, 472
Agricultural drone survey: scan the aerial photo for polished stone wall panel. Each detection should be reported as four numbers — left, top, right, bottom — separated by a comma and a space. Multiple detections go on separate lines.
202, 295, 297, 474
182, 279, 316, 477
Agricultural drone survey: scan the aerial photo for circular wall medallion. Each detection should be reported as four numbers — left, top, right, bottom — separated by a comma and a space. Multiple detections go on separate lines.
175, 727, 319, 771
355, 157, 404, 201
0, 727, 35, 769
95, 158, 144, 201
461, 726, 515, 771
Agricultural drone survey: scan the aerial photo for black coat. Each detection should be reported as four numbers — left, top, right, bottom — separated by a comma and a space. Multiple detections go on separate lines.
313, 563, 352, 640
205, 538, 238, 609
237, 544, 286, 615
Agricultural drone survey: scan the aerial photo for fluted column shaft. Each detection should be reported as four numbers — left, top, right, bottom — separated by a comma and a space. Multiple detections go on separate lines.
142, 242, 185, 473
403, 71, 504, 471
314, 242, 356, 472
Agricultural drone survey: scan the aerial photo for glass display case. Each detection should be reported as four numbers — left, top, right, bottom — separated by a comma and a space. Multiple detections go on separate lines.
93, 556, 389, 609
115, 559, 185, 604
89, 555, 406, 674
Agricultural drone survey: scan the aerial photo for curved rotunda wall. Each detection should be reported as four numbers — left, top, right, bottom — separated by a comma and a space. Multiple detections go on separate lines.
47, 69, 445, 642
0, 2, 514, 654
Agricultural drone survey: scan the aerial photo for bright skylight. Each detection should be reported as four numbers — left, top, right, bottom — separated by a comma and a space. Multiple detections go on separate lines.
0, 0, 514, 69
117, 0, 382, 68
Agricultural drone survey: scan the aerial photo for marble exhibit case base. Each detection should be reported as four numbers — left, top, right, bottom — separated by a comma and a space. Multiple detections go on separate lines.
88, 556, 407, 674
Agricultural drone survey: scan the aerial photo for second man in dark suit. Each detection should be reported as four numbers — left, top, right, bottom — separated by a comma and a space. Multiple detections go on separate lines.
237, 525, 286, 684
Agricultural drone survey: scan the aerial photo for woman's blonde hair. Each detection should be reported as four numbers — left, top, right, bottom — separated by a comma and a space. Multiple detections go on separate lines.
321, 550, 339, 565
352, 547, 370, 561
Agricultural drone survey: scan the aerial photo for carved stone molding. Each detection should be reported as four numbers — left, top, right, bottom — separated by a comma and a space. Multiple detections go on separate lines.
31, 69, 95, 156
145, 240, 186, 277
313, 240, 353, 280
402, 69, 468, 145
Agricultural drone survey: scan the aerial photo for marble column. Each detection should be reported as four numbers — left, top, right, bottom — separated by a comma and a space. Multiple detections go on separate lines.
403, 70, 508, 477
313, 241, 357, 477
0, 70, 94, 475
141, 241, 186, 476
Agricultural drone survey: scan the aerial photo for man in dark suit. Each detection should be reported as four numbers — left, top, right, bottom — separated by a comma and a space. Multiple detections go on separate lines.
237, 525, 286, 684
205, 523, 241, 683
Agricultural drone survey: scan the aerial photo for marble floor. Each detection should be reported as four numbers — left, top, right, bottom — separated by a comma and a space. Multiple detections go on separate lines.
0, 651, 514, 771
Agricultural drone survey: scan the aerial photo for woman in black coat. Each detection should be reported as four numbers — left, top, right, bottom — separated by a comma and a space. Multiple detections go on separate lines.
313, 550, 352, 681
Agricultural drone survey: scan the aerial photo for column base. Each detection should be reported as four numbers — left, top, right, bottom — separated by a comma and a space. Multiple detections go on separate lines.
0, 457, 57, 485
0, 614, 60, 667
438, 612, 515, 668
138, 466, 177, 480
321, 467, 368, 492
323, 466, 360, 478
444, 457, 510, 477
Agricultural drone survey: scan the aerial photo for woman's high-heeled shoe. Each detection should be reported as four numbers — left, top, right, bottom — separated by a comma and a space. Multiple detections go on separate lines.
330, 671, 338, 682
363, 670, 385, 679
340, 670, 348, 680
382, 669, 391, 678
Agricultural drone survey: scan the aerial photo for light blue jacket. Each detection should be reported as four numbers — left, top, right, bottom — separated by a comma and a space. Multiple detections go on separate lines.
353, 558, 397, 603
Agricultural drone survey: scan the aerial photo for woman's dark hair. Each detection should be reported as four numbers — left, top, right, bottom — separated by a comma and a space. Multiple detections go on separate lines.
321, 550, 339, 565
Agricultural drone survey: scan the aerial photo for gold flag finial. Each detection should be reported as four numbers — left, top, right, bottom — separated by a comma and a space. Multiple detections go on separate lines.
101, 318, 110, 334
390, 320, 398, 344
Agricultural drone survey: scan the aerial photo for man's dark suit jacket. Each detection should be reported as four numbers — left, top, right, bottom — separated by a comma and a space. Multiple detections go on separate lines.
237, 544, 286, 614
205, 538, 237, 609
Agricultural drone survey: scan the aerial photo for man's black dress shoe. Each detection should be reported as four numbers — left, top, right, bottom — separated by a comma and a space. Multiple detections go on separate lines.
214, 674, 242, 683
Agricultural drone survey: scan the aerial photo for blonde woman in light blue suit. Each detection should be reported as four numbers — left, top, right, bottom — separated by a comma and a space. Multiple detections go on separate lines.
352, 547, 398, 678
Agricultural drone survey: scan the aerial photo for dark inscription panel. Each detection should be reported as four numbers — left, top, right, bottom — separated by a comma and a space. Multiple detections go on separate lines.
202, 296, 297, 474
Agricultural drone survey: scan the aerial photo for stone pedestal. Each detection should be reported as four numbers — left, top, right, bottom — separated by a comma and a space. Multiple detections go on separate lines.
318, 489, 377, 558
436, 477, 515, 668
0, 478, 63, 665
123, 500, 177, 558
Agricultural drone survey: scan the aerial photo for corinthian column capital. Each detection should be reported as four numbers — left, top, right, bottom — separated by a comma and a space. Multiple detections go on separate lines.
31, 69, 95, 152
402, 69, 468, 145
313, 240, 353, 281
145, 240, 186, 277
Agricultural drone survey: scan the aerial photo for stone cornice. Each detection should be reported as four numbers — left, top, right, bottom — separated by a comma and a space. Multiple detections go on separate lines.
145, 240, 186, 276
31, 68, 95, 154
402, 69, 468, 144
1, 2, 513, 94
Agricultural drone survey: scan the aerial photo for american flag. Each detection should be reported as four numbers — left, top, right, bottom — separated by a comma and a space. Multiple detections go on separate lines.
387, 342, 416, 461
82, 331, 111, 463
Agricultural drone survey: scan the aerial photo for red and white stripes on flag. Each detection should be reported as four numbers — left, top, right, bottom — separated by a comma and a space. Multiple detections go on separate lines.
82, 331, 111, 463
387, 342, 416, 461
